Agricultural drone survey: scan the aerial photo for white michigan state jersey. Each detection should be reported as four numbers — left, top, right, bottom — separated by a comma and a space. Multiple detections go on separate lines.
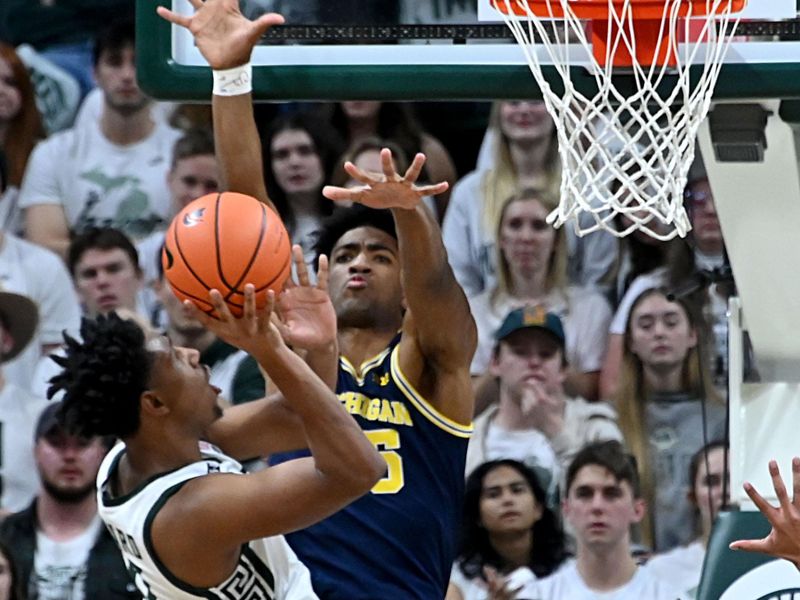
97, 442, 318, 599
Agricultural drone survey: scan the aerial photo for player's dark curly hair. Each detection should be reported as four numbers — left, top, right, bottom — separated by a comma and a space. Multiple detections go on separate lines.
48, 313, 154, 439
313, 204, 397, 268
457, 459, 566, 580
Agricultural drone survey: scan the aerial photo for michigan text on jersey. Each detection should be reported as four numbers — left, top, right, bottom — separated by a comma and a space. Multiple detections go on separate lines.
339, 392, 414, 427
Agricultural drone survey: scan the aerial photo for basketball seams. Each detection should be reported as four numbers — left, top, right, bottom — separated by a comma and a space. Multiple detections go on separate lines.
169, 219, 216, 293
222, 201, 269, 302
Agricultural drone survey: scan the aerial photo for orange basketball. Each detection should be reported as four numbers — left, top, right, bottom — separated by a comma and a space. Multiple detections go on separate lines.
162, 192, 291, 317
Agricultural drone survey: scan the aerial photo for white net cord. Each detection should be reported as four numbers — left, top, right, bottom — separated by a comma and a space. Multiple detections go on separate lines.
494, 0, 742, 240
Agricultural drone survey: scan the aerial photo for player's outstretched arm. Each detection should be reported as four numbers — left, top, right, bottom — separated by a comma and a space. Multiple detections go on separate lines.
165, 287, 385, 548
730, 458, 800, 567
157, 0, 280, 212
324, 149, 477, 424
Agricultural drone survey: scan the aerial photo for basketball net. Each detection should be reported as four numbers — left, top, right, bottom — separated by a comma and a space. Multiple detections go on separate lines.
493, 0, 743, 240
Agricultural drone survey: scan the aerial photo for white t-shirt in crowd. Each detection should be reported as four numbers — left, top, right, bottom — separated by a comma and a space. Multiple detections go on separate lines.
0, 234, 81, 394
32, 516, 102, 600
528, 559, 688, 600
18, 117, 181, 239
0, 383, 48, 512
450, 564, 537, 600
646, 540, 705, 598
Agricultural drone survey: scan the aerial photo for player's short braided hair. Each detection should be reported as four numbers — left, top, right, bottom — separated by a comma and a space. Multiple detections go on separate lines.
48, 313, 153, 439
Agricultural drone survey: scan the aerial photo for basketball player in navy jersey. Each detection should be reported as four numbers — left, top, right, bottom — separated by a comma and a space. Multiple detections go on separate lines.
157, 1, 478, 597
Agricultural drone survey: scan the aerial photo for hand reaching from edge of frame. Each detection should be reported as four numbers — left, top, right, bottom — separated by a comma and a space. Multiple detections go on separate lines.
183, 284, 285, 362
323, 148, 448, 210
730, 457, 800, 567
156, 0, 284, 69
275, 245, 337, 353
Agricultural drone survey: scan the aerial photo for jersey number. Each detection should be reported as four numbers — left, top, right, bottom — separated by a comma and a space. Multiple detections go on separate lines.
365, 429, 404, 494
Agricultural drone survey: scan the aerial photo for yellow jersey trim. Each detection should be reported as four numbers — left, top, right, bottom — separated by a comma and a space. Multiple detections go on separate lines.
340, 346, 393, 386
389, 346, 473, 439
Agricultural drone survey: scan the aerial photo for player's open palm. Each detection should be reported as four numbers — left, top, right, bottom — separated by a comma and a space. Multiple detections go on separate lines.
276, 246, 337, 352
157, 0, 284, 70
730, 457, 800, 565
323, 148, 449, 210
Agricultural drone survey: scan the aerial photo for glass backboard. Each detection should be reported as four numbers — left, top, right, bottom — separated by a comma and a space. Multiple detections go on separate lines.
137, 0, 800, 101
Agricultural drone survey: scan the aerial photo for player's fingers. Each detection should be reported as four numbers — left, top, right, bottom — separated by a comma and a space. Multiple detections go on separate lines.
243, 284, 256, 325
403, 152, 426, 183
730, 538, 771, 553
186, 0, 204, 9
343, 161, 376, 185
769, 460, 793, 512
316, 255, 329, 292
207, 289, 235, 322
415, 182, 450, 197
743, 481, 777, 518
183, 300, 215, 328
323, 185, 361, 203
380, 148, 400, 180
293, 245, 311, 287
156, 6, 192, 28
791, 457, 800, 504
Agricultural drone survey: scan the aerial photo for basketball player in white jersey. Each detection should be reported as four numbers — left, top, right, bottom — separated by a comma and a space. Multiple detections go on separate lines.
47, 278, 386, 599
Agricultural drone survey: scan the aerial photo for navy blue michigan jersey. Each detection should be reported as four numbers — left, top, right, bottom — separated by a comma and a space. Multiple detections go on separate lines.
270, 334, 472, 599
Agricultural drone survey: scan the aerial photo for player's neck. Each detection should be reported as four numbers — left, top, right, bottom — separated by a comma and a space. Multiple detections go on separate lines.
121, 428, 203, 490
576, 540, 637, 591
36, 492, 98, 542
100, 104, 156, 146
338, 326, 398, 372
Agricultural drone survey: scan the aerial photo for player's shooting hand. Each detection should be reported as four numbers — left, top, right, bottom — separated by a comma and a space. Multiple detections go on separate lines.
323, 148, 448, 210
275, 245, 337, 352
730, 457, 800, 567
184, 284, 284, 359
156, 0, 284, 70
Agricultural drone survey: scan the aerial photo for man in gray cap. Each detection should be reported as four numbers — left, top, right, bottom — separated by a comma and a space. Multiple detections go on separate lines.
0, 287, 49, 514
465, 305, 623, 502
0, 401, 137, 599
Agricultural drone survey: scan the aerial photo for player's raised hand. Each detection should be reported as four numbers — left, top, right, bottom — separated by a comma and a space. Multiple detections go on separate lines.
156, 0, 284, 69
275, 245, 337, 352
183, 284, 284, 359
323, 148, 449, 210
730, 457, 800, 566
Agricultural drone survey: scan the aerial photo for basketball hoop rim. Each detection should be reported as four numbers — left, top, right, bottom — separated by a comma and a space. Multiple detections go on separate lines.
492, 0, 748, 20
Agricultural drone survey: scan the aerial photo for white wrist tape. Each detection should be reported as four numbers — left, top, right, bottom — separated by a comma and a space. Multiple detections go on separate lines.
212, 63, 253, 96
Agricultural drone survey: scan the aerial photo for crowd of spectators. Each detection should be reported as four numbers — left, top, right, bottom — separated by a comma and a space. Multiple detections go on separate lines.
0, 7, 736, 599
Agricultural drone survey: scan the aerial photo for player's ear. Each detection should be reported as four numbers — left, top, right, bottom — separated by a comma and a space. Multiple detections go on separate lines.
140, 390, 169, 417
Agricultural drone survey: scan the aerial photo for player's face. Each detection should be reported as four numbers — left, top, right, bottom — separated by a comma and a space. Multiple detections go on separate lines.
168, 154, 220, 209
35, 432, 108, 503
74, 248, 143, 317
94, 45, 150, 115
564, 465, 644, 551
686, 179, 723, 253
693, 446, 728, 532
499, 198, 556, 277
0, 56, 21, 124
327, 226, 404, 328
341, 101, 381, 120
499, 100, 554, 145
146, 336, 223, 431
491, 329, 566, 396
271, 129, 325, 196
628, 294, 697, 371
479, 465, 543, 535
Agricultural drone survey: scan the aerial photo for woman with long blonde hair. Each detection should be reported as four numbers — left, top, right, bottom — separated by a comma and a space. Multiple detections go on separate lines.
617, 287, 725, 552
442, 100, 617, 299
